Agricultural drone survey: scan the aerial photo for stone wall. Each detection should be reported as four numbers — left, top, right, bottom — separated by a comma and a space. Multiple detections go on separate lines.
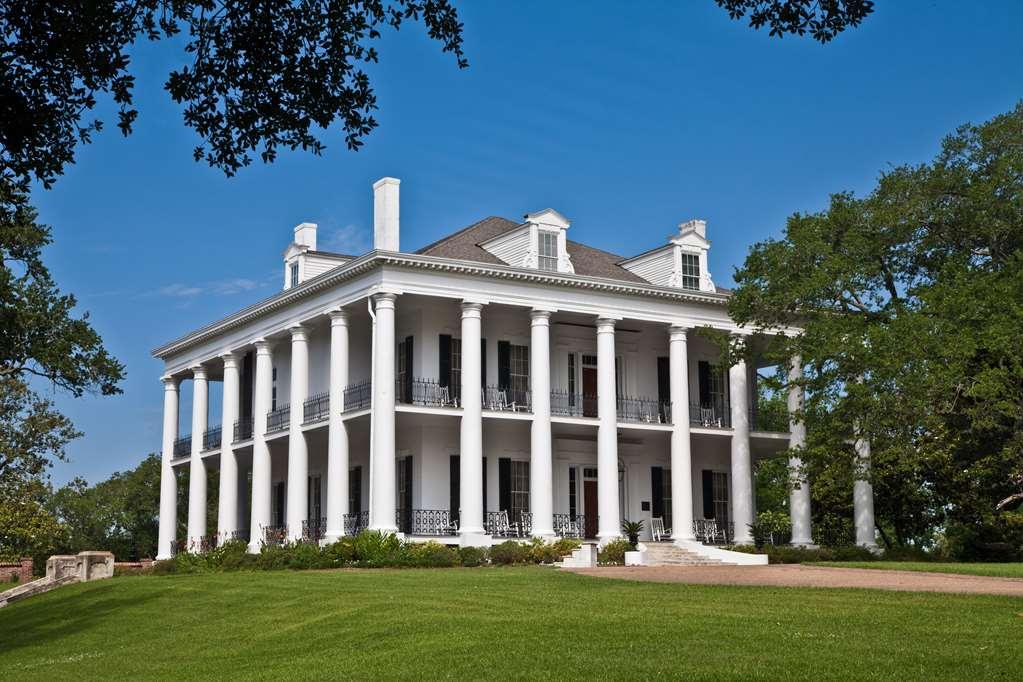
0, 558, 33, 584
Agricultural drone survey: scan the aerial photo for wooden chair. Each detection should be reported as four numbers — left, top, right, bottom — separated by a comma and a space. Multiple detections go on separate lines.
651, 517, 671, 542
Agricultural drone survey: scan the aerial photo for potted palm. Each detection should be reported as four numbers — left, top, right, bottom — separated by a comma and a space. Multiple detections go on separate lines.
621, 519, 644, 548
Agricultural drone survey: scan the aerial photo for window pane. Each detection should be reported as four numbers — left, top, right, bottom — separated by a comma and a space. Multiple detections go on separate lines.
679, 253, 700, 290
538, 232, 558, 271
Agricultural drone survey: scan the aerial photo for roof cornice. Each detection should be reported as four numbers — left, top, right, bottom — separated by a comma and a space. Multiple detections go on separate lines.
151, 251, 731, 359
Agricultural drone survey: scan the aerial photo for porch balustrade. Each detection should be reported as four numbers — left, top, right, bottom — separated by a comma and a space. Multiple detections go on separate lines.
552, 513, 587, 538
301, 517, 327, 543
202, 426, 222, 451
303, 392, 330, 424
343, 510, 370, 535
483, 385, 531, 412
266, 404, 290, 433
342, 381, 372, 412
262, 525, 288, 547
233, 417, 254, 442
395, 509, 458, 536
616, 396, 671, 424
550, 390, 598, 418
172, 435, 191, 457
395, 378, 457, 408
689, 401, 731, 428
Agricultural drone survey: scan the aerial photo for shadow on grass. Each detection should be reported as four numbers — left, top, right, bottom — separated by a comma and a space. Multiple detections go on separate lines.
0, 579, 161, 656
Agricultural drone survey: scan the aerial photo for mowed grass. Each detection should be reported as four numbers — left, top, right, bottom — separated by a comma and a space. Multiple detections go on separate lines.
813, 561, 1023, 578
1, 567, 1021, 680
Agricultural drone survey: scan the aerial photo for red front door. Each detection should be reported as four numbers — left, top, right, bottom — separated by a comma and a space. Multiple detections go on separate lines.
582, 367, 598, 417
583, 480, 598, 538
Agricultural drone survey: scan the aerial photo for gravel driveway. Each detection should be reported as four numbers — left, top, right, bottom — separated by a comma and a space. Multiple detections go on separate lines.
565, 564, 1023, 596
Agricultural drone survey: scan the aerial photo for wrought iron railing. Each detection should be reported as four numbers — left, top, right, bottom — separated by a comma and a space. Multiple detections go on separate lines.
550, 390, 598, 418
267, 404, 290, 433
262, 525, 288, 547
482, 385, 531, 412
689, 401, 731, 428
485, 510, 532, 537
230, 528, 250, 543
343, 511, 369, 535
394, 509, 458, 536
302, 517, 327, 543
553, 513, 588, 538
172, 435, 191, 457
303, 392, 330, 424
616, 396, 671, 424
233, 417, 254, 442
202, 426, 222, 451
197, 535, 217, 554
343, 381, 372, 412
396, 378, 457, 407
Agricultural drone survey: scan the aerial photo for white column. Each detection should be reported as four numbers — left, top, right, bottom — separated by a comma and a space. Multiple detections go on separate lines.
286, 325, 310, 541
669, 325, 696, 541
853, 435, 878, 549
156, 377, 179, 559
728, 357, 754, 544
530, 310, 555, 538
370, 293, 398, 532
459, 302, 487, 544
596, 317, 621, 544
187, 365, 209, 549
217, 352, 241, 543
325, 310, 350, 542
787, 356, 814, 546
248, 339, 273, 552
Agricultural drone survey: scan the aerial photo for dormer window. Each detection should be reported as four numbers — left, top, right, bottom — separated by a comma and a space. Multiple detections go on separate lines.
289, 261, 299, 288
679, 252, 700, 290
538, 231, 559, 272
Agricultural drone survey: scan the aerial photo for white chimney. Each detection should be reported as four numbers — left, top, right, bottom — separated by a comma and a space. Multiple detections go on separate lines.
373, 177, 400, 251
678, 219, 706, 239
293, 222, 317, 250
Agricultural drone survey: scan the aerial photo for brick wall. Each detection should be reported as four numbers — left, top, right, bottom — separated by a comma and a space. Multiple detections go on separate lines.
0, 558, 33, 584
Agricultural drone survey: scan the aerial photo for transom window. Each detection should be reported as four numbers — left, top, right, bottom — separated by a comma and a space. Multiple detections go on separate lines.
679, 252, 700, 290
511, 460, 530, 519
538, 231, 558, 272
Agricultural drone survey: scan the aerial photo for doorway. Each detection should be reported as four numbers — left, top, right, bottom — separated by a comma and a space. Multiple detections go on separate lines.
582, 354, 597, 417
583, 479, 598, 538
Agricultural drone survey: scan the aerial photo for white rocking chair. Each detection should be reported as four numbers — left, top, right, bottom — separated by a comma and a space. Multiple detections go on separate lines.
651, 517, 671, 542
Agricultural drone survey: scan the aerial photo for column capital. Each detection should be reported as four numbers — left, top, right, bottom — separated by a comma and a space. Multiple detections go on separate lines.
530, 309, 552, 324
330, 309, 350, 326
460, 301, 484, 317
373, 292, 397, 309
220, 351, 240, 368
161, 375, 179, 390
254, 338, 273, 355
595, 317, 616, 334
288, 324, 308, 341
668, 324, 689, 341
190, 365, 207, 380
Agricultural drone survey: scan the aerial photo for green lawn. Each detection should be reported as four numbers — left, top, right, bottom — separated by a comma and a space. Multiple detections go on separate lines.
1, 567, 1021, 680
812, 561, 1023, 578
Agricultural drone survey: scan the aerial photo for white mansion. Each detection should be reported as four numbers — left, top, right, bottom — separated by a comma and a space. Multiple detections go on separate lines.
153, 178, 879, 560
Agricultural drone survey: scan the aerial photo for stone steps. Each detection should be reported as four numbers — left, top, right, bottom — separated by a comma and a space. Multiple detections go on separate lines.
0, 575, 77, 608
640, 542, 734, 567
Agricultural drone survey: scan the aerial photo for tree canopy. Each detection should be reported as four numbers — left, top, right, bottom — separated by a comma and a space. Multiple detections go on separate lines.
730, 103, 1023, 557
715, 0, 874, 42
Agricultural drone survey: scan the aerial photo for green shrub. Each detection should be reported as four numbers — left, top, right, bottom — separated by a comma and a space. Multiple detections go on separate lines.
490, 541, 528, 565
729, 544, 878, 564
207, 539, 250, 570
597, 538, 632, 565
256, 544, 293, 571
551, 538, 581, 557
524, 537, 561, 564
404, 541, 459, 568
352, 530, 402, 567
457, 546, 489, 567
173, 551, 210, 574
288, 542, 324, 570
151, 559, 177, 575
322, 537, 357, 567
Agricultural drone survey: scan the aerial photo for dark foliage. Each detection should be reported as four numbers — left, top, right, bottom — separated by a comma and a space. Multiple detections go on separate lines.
716, 0, 874, 43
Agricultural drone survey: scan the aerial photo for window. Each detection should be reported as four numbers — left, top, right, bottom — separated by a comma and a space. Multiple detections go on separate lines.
397, 338, 408, 398
662, 469, 673, 530
510, 344, 529, 400
679, 252, 700, 290
308, 475, 322, 521
272, 481, 285, 527
349, 466, 363, 513
451, 338, 462, 401
271, 367, 278, 411
510, 460, 530, 519
569, 467, 577, 517
567, 353, 577, 407
538, 231, 558, 271
712, 472, 730, 525
289, 261, 299, 288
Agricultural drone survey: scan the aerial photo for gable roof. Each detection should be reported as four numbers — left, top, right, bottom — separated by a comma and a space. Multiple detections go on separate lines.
416, 216, 648, 284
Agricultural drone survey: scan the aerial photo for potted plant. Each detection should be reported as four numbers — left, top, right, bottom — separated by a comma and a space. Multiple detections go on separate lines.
621, 519, 644, 548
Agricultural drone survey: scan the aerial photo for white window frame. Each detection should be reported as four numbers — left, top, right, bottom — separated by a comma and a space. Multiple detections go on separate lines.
679, 252, 700, 290
538, 231, 559, 272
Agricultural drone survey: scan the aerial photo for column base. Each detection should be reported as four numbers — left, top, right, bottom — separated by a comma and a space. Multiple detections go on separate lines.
597, 533, 622, 548
459, 531, 492, 548
531, 531, 557, 542
323, 532, 343, 544
155, 552, 173, 561
857, 541, 882, 555
247, 540, 262, 554
369, 524, 399, 535
670, 533, 697, 543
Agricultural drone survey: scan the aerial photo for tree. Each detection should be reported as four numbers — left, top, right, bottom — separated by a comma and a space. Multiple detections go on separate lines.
715, 0, 875, 43
729, 103, 1023, 558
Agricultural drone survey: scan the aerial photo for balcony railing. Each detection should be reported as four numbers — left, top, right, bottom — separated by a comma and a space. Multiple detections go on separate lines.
303, 392, 329, 424
267, 404, 290, 434
172, 435, 191, 457
230, 528, 250, 543
550, 390, 598, 418
617, 396, 671, 424
396, 378, 457, 408
396, 509, 458, 536
343, 381, 372, 412
233, 417, 254, 442
262, 525, 287, 547
302, 517, 327, 543
553, 513, 588, 538
343, 511, 369, 535
690, 401, 731, 428
202, 426, 222, 451
482, 385, 531, 412
692, 519, 735, 545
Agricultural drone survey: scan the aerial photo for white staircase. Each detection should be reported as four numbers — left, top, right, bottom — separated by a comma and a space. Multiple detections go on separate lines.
639, 542, 732, 566
559, 542, 598, 568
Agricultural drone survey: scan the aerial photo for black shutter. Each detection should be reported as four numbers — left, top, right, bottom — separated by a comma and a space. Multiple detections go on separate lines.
481, 338, 487, 387
352, 466, 362, 513
657, 356, 670, 405
498, 341, 511, 391
651, 467, 664, 520
482, 456, 488, 513
403, 336, 414, 402
498, 457, 511, 512
702, 470, 715, 519
240, 351, 254, 420
439, 334, 452, 388
698, 361, 711, 405
403, 455, 413, 530
449, 455, 460, 522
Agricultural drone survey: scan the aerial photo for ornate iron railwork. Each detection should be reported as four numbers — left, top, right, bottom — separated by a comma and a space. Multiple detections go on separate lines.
395, 509, 458, 536
230, 528, 250, 543
262, 525, 288, 547
550, 391, 598, 418
343, 511, 369, 535
343, 381, 372, 412
266, 404, 290, 433
172, 435, 191, 457
233, 417, 254, 442
692, 519, 735, 545
482, 386, 531, 412
690, 400, 731, 428
396, 378, 457, 408
616, 396, 671, 424
303, 393, 330, 424
302, 517, 327, 543
552, 513, 587, 538
202, 426, 222, 451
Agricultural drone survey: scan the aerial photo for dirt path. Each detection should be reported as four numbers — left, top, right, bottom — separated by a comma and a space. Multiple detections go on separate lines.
565, 564, 1023, 596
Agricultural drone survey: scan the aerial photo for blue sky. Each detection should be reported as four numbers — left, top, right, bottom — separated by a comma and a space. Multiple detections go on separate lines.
34, 1, 1023, 485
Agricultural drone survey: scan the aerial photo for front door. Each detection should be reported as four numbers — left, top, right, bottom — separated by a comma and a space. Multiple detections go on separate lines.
583, 480, 598, 538
582, 367, 598, 417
